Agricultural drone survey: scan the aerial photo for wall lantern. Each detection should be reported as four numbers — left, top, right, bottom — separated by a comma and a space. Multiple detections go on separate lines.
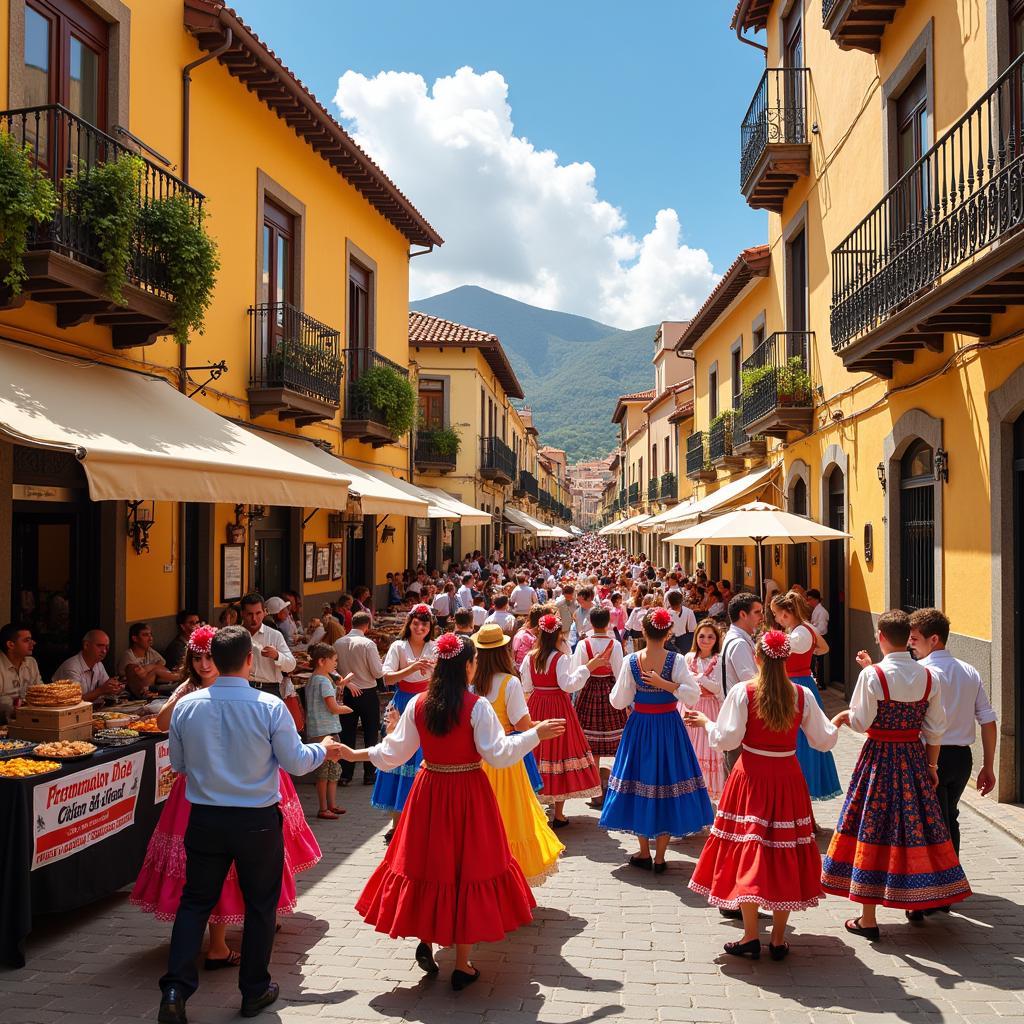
876, 461, 887, 493
127, 500, 156, 555
934, 447, 949, 484
234, 503, 266, 525
381, 525, 396, 544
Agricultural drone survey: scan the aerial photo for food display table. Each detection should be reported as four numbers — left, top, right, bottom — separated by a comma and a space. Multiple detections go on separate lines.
0, 734, 163, 968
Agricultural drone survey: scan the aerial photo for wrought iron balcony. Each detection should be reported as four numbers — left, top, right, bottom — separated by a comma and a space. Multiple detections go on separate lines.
539, 489, 553, 511
414, 430, 457, 473
647, 478, 660, 502
342, 347, 410, 446
709, 412, 746, 471
618, 488, 627, 508
480, 436, 517, 484
740, 68, 811, 213
628, 482, 640, 506
823, 0, 906, 54
831, 53, 1024, 376
519, 469, 539, 500
0, 104, 205, 347
248, 303, 342, 424
686, 431, 715, 482
660, 471, 677, 502
732, 406, 767, 459
740, 333, 814, 439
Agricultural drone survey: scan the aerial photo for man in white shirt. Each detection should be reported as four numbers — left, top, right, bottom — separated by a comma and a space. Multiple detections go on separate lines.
0, 623, 43, 720
334, 611, 385, 785
666, 591, 697, 653
553, 584, 577, 638
484, 594, 517, 637
720, 594, 761, 696
509, 574, 537, 616
432, 583, 456, 625
806, 589, 829, 684
457, 574, 475, 611
264, 596, 297, 646
240, 593, 296, 694
471, 594, 488, 630
909, 608, 997, 865
54, 630, 122, 705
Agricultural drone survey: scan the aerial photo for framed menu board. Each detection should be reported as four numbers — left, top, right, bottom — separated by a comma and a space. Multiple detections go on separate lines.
221, 543, 244, 602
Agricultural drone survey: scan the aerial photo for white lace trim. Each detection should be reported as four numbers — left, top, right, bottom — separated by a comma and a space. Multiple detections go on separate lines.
709, 826, 815, 848
715, 810, 813, 829
688, 881, 822, 912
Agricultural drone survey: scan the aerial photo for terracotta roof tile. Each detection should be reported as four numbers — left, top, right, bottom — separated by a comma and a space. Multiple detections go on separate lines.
731, 0, 772, 32
618, 388, 656, 402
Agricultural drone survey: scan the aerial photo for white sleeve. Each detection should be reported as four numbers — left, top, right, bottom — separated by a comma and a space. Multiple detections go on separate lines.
847, 667, 879, 734
922, 672, 947, 745
703, 684, 748, 751
382, 641, 403, 675
504, 677, 530, 724
684, 607, 697, 631
727, 641, 758, 686
789, 624, 814, 656
609, 655, 637, 710
569, 641, 588, 675
800, 688, 840, 750
520, 656, 535, 694
272, 629, 296, 674
671, 654, 700, 706
556, 653, 591, 694
472, 699, 540, 767
608, 638, 624, 679
366, 695, 422, 770
972, 670, 998, 727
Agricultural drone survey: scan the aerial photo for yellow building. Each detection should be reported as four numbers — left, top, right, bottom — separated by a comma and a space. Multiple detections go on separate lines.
693, 0, 1024, 800
0, 0, 442, 672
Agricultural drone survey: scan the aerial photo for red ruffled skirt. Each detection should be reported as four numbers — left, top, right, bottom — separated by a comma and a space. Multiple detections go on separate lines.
688, 750, 824, 912
355, 765, 536, 945
527, 688, 602, 803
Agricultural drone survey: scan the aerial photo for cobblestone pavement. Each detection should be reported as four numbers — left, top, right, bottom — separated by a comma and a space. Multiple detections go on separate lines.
5, 701, 1024, 1024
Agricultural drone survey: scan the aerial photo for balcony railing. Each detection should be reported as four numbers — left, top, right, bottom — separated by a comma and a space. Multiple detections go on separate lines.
618, 488, 627, 508
342, 347, 410, 443
660, 471, 677, 502
686, 431, 714, 480
733, 407, 767, 458
539, 490, 553, 511
414, 430, 457, 472
249, 303, 342, 407
628, 482, 640, 506
519, 470, 539, 500
740, 332, 814, 438
709, 412, 745, 468
831, 52, 1024, 356
648, 477, 660, 501
481, 436, 517, 483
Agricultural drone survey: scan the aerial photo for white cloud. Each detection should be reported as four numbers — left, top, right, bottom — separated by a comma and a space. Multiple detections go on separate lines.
333, 66, 718, 330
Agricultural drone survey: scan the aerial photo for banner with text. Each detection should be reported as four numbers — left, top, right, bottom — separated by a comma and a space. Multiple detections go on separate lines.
154, 738, 175, 804
31, 751, 146, 870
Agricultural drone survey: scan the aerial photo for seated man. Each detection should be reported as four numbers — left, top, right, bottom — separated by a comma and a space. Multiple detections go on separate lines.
0, 622, 43, 722
54, 630, 122, 705
118, 622, 183, 697
164, 609, 200, 673
265, 596, 297, 646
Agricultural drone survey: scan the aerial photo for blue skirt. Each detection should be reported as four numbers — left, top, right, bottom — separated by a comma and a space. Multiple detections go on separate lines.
794, 677, 843, 801
370, 688, 421, 813
599, 709, 715, 839
513, 732, 544, 793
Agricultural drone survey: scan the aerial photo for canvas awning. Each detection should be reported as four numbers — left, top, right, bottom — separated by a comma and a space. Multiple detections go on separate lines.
597, 519, 627, 536
603, 512, 651, 535
503, 507, 567, 537
640, 499, 699, 533
540, 525, 572, 539
0, 341, 351, 508
420, 487, 492, 526
658, 465, 779, 531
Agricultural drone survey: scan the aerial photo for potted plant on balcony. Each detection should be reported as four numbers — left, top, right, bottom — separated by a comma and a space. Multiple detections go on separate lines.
776, 356, 812, 406
351, 363, 416, 437
266, 339, 343, 390
0, 131, 57, 294
740, 362, 773, 404
424, 425, 461, 458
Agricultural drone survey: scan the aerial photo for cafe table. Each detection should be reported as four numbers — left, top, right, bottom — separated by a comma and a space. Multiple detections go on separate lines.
0, 734, 163, 968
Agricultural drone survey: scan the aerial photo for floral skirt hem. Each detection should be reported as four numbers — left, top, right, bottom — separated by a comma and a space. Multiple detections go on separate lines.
820, 881, 970, 912
687, 881, 823, 912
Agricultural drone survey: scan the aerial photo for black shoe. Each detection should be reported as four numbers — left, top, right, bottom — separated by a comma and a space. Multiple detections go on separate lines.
719, 908, 743, 920
157, 987, 187, 1024
240, 982, 279, 1018
338, 778, 351, 787
724, 938, 761, 959
451, 967, 480, 991
924, 905, 952, 916
628, 854, 653, 871
652, 860, 668, 875
550, 817, 570, 830
846, 917, 880, 941
415, 941, 439, 975
768, 942, 790, 961
905, 910, 926, 923
383, 828, 395, 845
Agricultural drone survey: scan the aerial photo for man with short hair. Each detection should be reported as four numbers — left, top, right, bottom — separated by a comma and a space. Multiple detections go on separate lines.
666, 590, 697, 654
457, 573, 475, 611
806, 589, 829, 684
484, 594, 516, 637
554, 584, 577, 638
334, 611, 385, 786
452, 609, 476, 637
569, 587, 596, 652
909, 608, 997, 864
0, 623, 42, 721
431, 582, 457, 627
118, 622, 182, 697
509, 574, 538, 616
54, 630, 122, 705
471, 593, 488, 630
164, 610, 201, 673
159, 625, 342, 1023
240, 593, 296, 694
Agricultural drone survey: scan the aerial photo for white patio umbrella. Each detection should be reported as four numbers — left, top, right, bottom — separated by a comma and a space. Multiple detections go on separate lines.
665, 502, 851, 598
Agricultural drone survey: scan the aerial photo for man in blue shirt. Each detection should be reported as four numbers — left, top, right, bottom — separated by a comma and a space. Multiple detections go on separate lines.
158, 626, 342, 1023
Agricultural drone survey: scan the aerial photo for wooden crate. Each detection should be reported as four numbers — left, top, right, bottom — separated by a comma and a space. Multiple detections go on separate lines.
8, 701, 94, 742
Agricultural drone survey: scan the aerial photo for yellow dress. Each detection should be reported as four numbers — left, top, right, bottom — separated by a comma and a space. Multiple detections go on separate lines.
480, 675, 564, 885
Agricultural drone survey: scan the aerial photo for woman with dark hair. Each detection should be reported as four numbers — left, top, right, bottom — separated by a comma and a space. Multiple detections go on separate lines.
682, 619, 726, 801
598, 608, 714, 872
521, 614, 610, 828
685, 630, 839, 960
340, 631, 566, 990
371, 605, 438, 837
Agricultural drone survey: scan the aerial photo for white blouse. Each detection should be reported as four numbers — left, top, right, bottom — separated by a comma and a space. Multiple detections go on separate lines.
609, 652, 699, 710
473, 673, 529, 724
703, 683, 840, 753
382, 639, 437, 684
788, 623, 815, 655
684, 653, 723, 699
570, 633, 623, 680
367, 694, 539, 771
520, 651, 591, 695
848, 652, 946, 744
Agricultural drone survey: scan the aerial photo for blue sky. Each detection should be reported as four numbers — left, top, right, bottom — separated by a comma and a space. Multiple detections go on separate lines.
231, 1, 768, 326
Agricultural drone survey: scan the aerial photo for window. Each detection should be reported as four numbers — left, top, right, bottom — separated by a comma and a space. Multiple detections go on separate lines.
782, 2, 804, 143
260, 199, 295, 350
348, 259, 372, 349
896, 69, 928, 178
783, 2, 803, 69
664, 437, 670, 473
899, 439, 936, 611
418, 379, 444, 429
1013, 0, 1024, 60
651, 446, 658, 481
708, 364, 719, 421
731, 343, 743, 410
787, 228, 808, 334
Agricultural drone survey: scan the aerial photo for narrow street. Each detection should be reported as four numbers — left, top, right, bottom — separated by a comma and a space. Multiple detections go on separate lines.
8, 706, 1024, 1024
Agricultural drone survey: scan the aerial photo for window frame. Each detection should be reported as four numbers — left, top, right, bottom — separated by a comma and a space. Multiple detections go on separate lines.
881, 21, 934, 190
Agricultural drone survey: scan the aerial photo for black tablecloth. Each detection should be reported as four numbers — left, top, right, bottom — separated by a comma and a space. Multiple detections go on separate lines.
0, 735, 162, 968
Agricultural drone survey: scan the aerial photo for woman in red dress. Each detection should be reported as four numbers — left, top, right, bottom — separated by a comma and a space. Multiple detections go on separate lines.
685, 630, 839, 960
338, 631, 565, 990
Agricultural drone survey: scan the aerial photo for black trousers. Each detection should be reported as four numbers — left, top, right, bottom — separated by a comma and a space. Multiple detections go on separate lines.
936, 745, 973, 857
340, 688, 381, 781
160, 804, 283, 1001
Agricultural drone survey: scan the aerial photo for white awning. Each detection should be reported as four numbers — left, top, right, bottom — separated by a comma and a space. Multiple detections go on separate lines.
504, 507, 543, 534
542, 525, 572, 539
641, 499, 699, 533
0, 341, 351, 508
603, 512, 651, 535
679, 465, 779, 524
570, 526, 584, 536
420, 487, 492, 527
597, 519, 626, 536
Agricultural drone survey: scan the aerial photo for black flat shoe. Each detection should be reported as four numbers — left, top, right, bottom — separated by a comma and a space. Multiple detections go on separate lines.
157, 986, 187, 1024
905, 910, 926, 923
383, 827, 395, 845
768, 942, 790, 961
652, 860, 667, 875
415, 941, 439, 975
845, 917, 880, 941
628, 854, 653, 870
718, 907, 743, 920
203, 950, 241, 970
550, 817, 570, 830
240, 981, 279, 1018
451, 966, 480, 991
724, 938, 761, 959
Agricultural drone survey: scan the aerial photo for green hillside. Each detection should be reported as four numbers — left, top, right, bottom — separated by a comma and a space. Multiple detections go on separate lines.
411, 286, 655, 460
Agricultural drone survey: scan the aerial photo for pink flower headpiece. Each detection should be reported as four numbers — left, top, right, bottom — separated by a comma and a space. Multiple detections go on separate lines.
759, 629, 791, 661
539, 614, 561, 634
435, 632, 464, 660
187, 624, 217, 655
647, 607, 672, 631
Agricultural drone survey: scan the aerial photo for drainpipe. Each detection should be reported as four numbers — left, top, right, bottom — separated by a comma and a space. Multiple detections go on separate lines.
178, 28, 233, 393
734, 1, 768, 55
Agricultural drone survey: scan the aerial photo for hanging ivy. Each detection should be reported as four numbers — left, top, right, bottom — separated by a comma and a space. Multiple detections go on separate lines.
352, 364, 416, 436
0, 131, 57, 294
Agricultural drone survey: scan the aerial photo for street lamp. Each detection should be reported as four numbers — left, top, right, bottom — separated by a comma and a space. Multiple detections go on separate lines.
876, 461, 886, 493
934, 447, 949, 483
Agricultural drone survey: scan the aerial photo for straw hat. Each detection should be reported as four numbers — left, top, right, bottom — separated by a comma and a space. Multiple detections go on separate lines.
472, 623, 510, 649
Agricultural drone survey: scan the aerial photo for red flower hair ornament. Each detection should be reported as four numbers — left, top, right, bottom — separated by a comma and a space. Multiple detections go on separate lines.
435, 632, 465, 660
187, 624, 217, 655
647, 607, 672, 631
539, 614, 561, 634
759, 629, 791, 660
410, 603, 433, 618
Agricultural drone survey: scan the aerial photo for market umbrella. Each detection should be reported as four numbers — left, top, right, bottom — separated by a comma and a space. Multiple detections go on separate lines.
664, 502, 851, 599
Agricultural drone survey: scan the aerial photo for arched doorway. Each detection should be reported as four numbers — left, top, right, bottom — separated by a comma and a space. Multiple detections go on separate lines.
787, 476, 809, 588
824, 465, 846, 691
899, 439, 936, 612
